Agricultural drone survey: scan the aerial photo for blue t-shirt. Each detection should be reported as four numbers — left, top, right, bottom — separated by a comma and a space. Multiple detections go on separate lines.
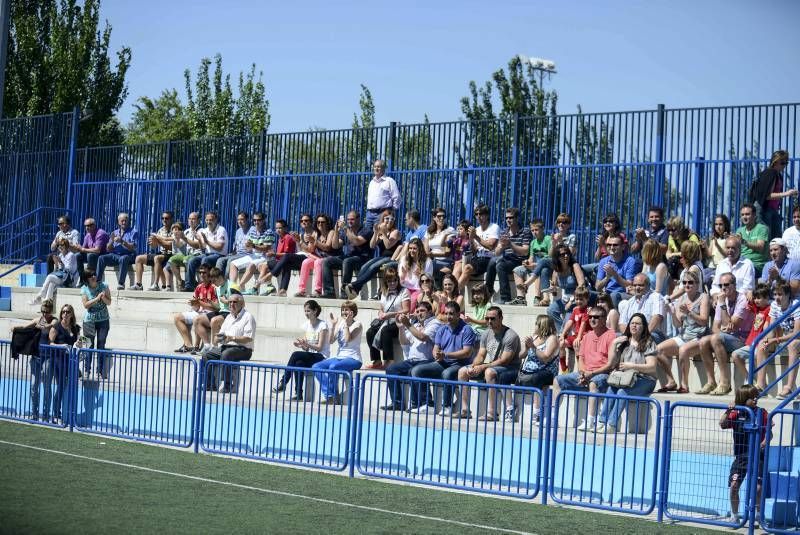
760, 259, 800, 286
404, 225, 428, 243
597, 254, 638, 293
433, 319, 475, 364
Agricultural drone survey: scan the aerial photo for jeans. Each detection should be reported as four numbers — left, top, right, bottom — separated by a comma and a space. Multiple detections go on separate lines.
312, 357, 362, 398
323, 256, 366, 297
557, 371, 609, 392
186, 253, 223, 290
29, 356, 44, 419
547, 299, 571, 332
280, 351, 325, 395
599, 375, 656, 428
762, 207, 783, 240
366, 320, 399, 363
351, 256, 395, 293
270, 254, 306, 291
411, 360, 467, 407
384, 359, 432, 408
485, 256, 522, 301
431, 258, 454, 288
83, 319, 110, 375
96, 252, 135, 285
532, 257, 553, 290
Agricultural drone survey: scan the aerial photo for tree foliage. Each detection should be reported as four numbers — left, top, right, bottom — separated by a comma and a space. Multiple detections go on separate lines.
125, 89, 191, 145
4, 0, 131, 146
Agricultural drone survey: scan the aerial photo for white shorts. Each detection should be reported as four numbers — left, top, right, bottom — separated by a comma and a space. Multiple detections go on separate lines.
231, 255, 266, 270
181, 310, 200, 324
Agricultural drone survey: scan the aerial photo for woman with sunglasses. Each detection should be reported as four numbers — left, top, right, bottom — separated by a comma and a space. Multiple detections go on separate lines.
344, 209, 401, 300
12, 299, 57, 421
655, 269, 709, 393
750, 150, 795, 239
365, 267, 410, 369
47, 304, 81, 423
296, 214, 338, 298
545, 245, 587, 331
423, 207, 455, 284
666, 240, 705, 303
80, 268, 112, 380
593, 213, 627, 262
416, 274, 437, 308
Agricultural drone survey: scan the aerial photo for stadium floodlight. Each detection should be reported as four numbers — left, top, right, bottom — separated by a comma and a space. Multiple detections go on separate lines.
517, 54, 557, 86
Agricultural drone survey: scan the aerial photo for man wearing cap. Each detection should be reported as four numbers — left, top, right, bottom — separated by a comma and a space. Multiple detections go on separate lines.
759, 238, 800, 296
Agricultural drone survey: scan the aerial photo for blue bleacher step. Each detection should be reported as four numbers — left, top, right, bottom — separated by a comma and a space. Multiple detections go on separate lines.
19, 273, 47, 287
769, 470, 800, 501
0, 286, 10, 298
33, 262, 48, 275
0, 298, 9, 311
763, 498, 799, 528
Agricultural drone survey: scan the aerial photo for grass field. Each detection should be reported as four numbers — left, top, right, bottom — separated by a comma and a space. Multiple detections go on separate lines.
0, 420, 722, 534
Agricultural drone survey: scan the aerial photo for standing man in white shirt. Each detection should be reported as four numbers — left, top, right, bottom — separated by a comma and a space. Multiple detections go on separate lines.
185, 211, 228, 292
365, 159, 400, 232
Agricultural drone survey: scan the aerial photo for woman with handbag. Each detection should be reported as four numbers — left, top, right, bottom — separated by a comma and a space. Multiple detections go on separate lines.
596, 312, 658, 434
511, 315, 559, 422
364, 267, 410, 369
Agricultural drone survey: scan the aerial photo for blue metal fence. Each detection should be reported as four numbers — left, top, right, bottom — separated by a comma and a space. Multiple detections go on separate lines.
761, 401, 800, 533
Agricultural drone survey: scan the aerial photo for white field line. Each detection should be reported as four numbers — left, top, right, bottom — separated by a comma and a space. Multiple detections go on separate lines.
0, 439, 536, 535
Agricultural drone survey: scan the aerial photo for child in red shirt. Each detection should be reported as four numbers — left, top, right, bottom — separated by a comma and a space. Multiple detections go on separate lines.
731, 284, 771, 386
557, 287, 590, 372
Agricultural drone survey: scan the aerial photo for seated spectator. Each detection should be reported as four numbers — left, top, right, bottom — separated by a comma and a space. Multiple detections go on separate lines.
49, 215, 81, 274
80, 269, 112, 379
702, 214, 731, 285
510, 217, 550, 306
312, 300, 363, 404
464, 283, 490, 340
710, 236, 756, 300
485, 207, 532, 305
665, 216, 701, 279
71, 218, 109, 282
596, 313, 659, 434
365, 159, 400, 232
383, 301, 440, 411
550, 212, 578, 257
365, 267, 410, 370
423, 207, 455, 285
450, 220, 472, 289
215, 211, 250, 277
29, 238, 79, 304
416, 274, 437, 309
272, 299, 330, 400
97, 212, 138, 290
12, 298, 57, 421
172, 265, 218, 353
201, 291, 255, 394
640, 239, 670, 296
322, 211, 372, 299
391, 209, 427, 263
513, 315, 559, 422
132, 211, 174, 291
630, 206, 669, 256
595, 235, 637, 306
457, 204, 499, 290
736, 284, 773, 392
656, 269, 710, 394
782, 206, 800, 260
596, 292, 620, 333
296, 214, 338, 298
456, 306, 521, 420
546, 245, 587, 332
343, 209, 401, 299
398, 237, 433, 310
193, 267, 231, 351
618, 273, 666, 344
592, 212, 628, 263
231, 212, 274, 290
166, 213, 202, 291
736, 203, 770, 274
185, 211, 228, 292
753, 280, 800, 397
760, 238, 800, 295
410, 301, 475, 414
557, 306, 616, 432
434, 274, 463, 321
667, 240, 705, 303
751, 149, 795, 239
557, 287, 591, 374
697, 272, 755, 396
47, 304, 81, 424
251, 218, 295, 293
264, 214, 316, 297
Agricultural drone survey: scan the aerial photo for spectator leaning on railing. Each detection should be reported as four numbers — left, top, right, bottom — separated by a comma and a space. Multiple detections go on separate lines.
97, 212, 138, 290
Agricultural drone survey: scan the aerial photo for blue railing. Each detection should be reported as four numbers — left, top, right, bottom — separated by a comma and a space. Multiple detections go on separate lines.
750, 300, 800, 397
0, 340, 774, 534
0, 206, 70, 279
762, 397, 800, 533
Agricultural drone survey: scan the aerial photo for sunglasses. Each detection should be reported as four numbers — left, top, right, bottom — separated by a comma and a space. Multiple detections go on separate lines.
420, 279, 432, 283
434, 214, 445, 218
681, 280, 695, 285
253, 218, 264, 222
559, 252, 570, 257
300, 218, 311, 223
588, 315, 604, 320
61, 310, 72, 315
485, 316, 499, 321
720, 283, 733, 288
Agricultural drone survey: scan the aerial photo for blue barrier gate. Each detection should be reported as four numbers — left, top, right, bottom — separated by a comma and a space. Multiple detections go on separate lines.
355, 374, 545, 499
72, 348, 197, 447
549, 391, 661, 515
199, 361, 354, 472
662, 401, 759, 531
761, 406, 800, 533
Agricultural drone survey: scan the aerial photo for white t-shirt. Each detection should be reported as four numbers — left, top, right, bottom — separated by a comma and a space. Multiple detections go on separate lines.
769, 299, 800, 333
783, 226, 800, 261
332, 320, 362, 361
199, 225, 229, 255
381, 288, 411, 314
302, 318, 330, 358
475, 223, 500, 257
426, 227, 455, 255
400, 258, 433, 291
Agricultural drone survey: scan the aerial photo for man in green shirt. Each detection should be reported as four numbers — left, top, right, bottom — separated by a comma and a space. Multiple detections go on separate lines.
736, 203, 769, 273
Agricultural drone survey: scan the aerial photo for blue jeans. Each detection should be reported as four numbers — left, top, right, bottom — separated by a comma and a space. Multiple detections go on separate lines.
351, 256, 395, 293
29, 356, 44, 419
312, 358, 362, 398
557, 371, 609, 392
410, 360, 467, 407
485, 256, 523, 302
186, 253, 223, 290
599, 375, 656, 427
83, 319, 110, 375
385, 359, 432, 407
96, 252, 135, 285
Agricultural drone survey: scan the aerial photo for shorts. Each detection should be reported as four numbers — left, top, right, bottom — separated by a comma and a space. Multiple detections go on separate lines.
169, 252, 200, 268
466, 256, 491, 276
729, 453, 763, 487
472, 365, 518, 385
181, 310, 200, 324
517, 369, 555, 389
668, 334, 701, 348
230, 254, 264, 270
719, 332, 746, 354
145, 253, 172, 266
732, 345, 751, 361
513, 265, 535, 279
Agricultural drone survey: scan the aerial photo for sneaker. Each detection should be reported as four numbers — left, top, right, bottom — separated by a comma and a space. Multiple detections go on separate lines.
131, 283, 143, 291
381, 403, 404, 411
407, 405, 430, 414
117, 284, 125, 291
727, 514, 740, 525
576, 419, 596, 431
438, 406, 455, 417
289, 394, 304, 402
147, 284, 160, 291
504, 408, 518, 423
594, 423, 606, 433
166, 285, 175, 292
243, 288, 258, 296
262, 284, 276, 296
272, 384, 286, 394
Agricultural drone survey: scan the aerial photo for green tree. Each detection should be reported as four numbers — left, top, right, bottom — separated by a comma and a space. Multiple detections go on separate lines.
125, 89, 191, 144
4, 0, 131, 146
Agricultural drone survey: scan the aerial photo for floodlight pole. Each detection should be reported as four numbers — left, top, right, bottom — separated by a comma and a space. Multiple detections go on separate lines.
0, 0, 10, 118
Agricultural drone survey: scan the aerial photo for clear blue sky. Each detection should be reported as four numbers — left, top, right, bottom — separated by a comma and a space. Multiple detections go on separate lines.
101, 0, 800, 134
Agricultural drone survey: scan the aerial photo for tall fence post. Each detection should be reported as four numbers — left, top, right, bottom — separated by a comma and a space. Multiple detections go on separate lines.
388, 122, 397, 173
256, 129, 267, 206
691, 157, 705, 234
193, 360, 205, 454
654, 104, 666, 207
657, 399, 671, 523
282, 169, 293, 220
64, 106, 80, 213
348, 372, 361, 478
510, 112, 520, 208
540, 387, 551, 505
464, 164, 477, 219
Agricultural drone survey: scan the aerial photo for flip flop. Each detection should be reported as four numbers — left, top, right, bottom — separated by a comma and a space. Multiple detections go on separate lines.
656, 384, 678, 393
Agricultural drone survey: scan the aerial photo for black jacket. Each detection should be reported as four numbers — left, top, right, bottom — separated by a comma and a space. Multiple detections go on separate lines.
10, 327, 40, 359
749, 168, 781, 207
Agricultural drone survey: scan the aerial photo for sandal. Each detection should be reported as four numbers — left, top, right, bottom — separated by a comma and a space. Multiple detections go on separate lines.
776, 388, 793, 400
710, 383, 732, 396
478, 413, 498, 422
294, 291, 307, 298
676, 387, 689, 394
656, 383, 678, 393
695, 382, 717, 395
453, 409, 472, 419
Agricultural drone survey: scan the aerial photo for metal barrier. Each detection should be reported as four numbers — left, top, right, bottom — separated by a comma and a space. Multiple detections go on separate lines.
662, 401, 759, 531
0, 342, 71, 427
761, 403, 800, 533
355, 374, 545, 499
549, 390, 661, 515
72, 348, 197, 447
199, 361, 354, 472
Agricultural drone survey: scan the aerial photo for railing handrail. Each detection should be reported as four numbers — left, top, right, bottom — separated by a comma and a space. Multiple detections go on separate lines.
0, 206, 67, 235
749, 298, 800, 396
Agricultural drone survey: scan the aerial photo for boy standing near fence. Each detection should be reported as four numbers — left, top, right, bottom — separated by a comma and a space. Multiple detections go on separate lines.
719, 384, 771, 525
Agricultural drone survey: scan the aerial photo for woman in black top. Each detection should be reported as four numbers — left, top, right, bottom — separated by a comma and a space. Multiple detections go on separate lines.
750, 150, 795, 239
47, 304, 81, 423
11, 299, 57, 421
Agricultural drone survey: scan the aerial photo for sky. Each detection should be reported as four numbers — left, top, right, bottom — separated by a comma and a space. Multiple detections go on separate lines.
101, 0, 800, 134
